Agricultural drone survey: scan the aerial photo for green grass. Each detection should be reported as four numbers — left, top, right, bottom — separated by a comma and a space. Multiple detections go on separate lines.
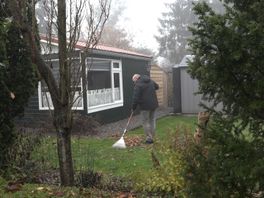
32, 115, 196, 177
1, 115, 197, 197
0, 177, 115, 197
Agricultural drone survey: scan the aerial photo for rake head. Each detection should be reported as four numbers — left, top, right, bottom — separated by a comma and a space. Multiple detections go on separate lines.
112, 136, 126, 149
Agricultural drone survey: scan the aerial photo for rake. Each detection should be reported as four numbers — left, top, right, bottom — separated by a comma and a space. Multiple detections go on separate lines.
112, 111, 134, 149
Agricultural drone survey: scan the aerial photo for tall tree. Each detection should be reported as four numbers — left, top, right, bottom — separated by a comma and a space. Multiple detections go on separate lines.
156, 0, 223, 66
100, 0, 134, 50
7, 0, 110, 186
0, 1, 37, 169
188, 0, 264, 124
156, 0, 196, 66
186, 0, 264, 196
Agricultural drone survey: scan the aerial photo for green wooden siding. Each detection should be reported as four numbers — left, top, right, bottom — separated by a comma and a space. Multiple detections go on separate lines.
15, 51, 151, 127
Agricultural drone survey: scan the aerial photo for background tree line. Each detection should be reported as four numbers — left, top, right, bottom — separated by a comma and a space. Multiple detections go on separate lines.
156, 0, 224, 69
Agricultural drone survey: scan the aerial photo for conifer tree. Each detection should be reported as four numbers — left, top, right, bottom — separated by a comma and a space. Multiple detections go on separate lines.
0, 2, 37, 169
156, 0, 223, 66
186, 0, 264, 196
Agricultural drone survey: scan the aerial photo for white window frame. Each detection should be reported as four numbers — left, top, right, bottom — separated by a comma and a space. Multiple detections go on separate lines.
86, 58, 123, 113
38, 81, 53, 110
38, 58, 84, 110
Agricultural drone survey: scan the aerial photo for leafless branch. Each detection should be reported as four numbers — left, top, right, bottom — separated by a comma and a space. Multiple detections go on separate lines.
83, 0, 111, 49
68, 0, 85, 52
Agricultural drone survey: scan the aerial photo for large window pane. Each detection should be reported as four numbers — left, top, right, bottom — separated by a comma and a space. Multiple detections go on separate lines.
87, 58, 112, 107
39, 80, 83, 110
86, 58, 123, 112
39, 59, 84, 110
88, 71, 111, 90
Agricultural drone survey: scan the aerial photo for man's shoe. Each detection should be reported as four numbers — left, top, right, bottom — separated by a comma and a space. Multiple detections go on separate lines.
145, 139, 154, 144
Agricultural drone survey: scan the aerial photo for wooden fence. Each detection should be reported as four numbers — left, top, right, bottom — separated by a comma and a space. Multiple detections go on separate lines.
150, 65, 170, 107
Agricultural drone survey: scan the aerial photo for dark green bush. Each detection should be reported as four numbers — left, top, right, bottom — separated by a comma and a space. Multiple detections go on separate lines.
0, 19, 36, 170
184, 116, 264, 198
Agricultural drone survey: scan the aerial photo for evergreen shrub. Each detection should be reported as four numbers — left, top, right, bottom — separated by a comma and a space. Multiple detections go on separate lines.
184, 116, 264, 198
0, 19, 37, 170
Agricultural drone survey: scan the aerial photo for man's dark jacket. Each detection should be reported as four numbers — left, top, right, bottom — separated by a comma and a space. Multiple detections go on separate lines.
132, 75, 159, 111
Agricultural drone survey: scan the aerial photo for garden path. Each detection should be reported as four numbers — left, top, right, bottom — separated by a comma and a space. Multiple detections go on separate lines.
97, 107, 173, 137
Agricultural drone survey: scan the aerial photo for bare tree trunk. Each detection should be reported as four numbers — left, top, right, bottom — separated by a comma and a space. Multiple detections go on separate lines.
194, 111, 210, 144
54, 107, 74, 186
56, 0, 74, 186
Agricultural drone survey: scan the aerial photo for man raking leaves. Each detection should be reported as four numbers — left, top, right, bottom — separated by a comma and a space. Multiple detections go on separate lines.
112, 74, 159, 148
131, 74, 159, 144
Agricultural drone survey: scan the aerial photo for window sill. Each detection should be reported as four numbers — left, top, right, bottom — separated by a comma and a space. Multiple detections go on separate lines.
87, 101, 123, 113
39, 106, 84, 111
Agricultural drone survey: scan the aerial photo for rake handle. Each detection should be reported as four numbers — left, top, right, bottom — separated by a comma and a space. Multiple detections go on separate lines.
121, 111, 134, 137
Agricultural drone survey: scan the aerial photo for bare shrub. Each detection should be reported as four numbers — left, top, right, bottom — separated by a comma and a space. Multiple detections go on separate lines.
72, 113, 100, 136
3, 128, 44, 180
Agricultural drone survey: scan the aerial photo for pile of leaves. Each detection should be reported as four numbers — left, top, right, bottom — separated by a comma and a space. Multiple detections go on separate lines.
111, 134, 143, 148
124, 136, 143, 147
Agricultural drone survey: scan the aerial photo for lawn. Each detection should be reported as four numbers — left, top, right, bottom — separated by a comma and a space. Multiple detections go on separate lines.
33, 115, 197, 177
1, 115, 197, 197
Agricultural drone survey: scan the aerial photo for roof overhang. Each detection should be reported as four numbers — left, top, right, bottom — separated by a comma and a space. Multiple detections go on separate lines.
40, 35, 152, 61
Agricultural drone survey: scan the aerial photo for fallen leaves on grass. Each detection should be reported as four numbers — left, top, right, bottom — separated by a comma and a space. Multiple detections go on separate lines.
33, 186, 65, 197
111, 133, 143, 147
116, 192, 135, 198
124, 136, 143, 147
5, 180, 23, 193
53, 191, 65, 197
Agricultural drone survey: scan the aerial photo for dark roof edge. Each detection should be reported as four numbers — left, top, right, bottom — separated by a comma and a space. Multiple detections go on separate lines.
42, 49, 152, 62
40, 35, 152, 61
88, 48, 152, 61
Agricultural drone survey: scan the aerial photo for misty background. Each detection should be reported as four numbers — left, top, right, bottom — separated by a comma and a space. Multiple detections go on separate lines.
36, 0, 224, 71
